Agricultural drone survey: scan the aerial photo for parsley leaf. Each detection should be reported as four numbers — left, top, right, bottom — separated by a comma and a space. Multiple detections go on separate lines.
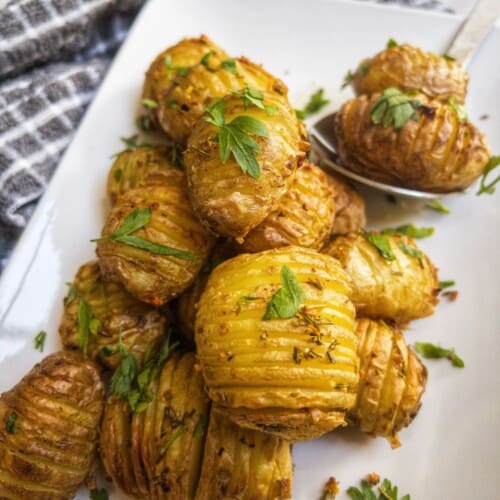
136, 114, 153, 132
381, 224, 434, 239
414, 342, 464, 368
426, 199, 450, 214
439, 280, 455, 289
113, 168, 122, 181
193, 414, 207, 439
204, 98, 268, 179
443, 53, 456, 62
371, 88, 421, 130
200, 50, 215, 67
5, 411, 19, 434
263, 265, 306, 320
347, 478, 410, 500
342, 69, 354, 89
171, 143, 186, 171
221, 58, 238, 74
140, 98, 158, 109
357, 60, 371, 76
364, 231, 395, 261
296, 88, 330, 120
477, 155, 500, 196
112, 134, 151, 158
386, 38, 399, 48
160, 424, 186, 454
65, 282, 78, 305
34, 331, 46, 352
89, 488, 109, 500
110, 331, 137, 398
231, 86, 277, 115
113, 207, 152, 238
398, 241, 423, 258
164, 54, 189, 76
448, 97, 467, 122
78, 299, 99, 356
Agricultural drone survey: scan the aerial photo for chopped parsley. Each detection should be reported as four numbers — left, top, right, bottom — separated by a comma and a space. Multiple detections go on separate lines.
78, 299, 100, 357
5, 411, 19, 434
347, 477, 410, 500
364, 231, 395, 261
221, 58, 238, 74
371, 88, 421, 130
164, 54, 189, 76
438, 280, 455, 289
477, 155, 500, 196
448, 97, 467, 122
193, 414, 207, 438
426, 199, 450, 214
386, 38, 399, 48
171, 143, 186, 171
398, 241, 423, 259
414, 341, 464, 368
231, 86, 277, 115
295, 88, 330, 119
381, 224, 434, 239
200, 50, 215, 67
357, 60, 371, 76
140, 98, 158, 109
34, 330, 46, 352
342, 69, 354, 89
89, 488, 109, 500
160, 424, 186, 454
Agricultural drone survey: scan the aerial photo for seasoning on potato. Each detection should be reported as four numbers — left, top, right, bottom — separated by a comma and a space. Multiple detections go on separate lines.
59, 260, 166, 369
0, 351, 104, 499
195, 246, 359, 441
323, 231, 439, 324
350, 318, 427, 448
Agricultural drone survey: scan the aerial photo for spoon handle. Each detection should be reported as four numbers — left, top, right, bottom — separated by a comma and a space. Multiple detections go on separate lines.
446, 0, 500, 67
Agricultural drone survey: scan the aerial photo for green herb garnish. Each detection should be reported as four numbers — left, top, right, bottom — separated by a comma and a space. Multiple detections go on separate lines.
221, 58, 238, 74
371, 87, 421, 130
112, 134, 151, 158
443, 53, 456, 62
381, 223, 434, 239
398, 241, 423, 258
92, 207, 194, 260
90, 488, 109, 500
231, 86, 277, 115
200, 50, 215, 67
193, 414, 207, 438
64, 282, 78, 305
160, 425, 186, 454
171, 143, 186, 171
364, 231, 395, 261
426, 199, 450, 214
295, 88, 330, 119
439, 280, 455, 289
342, 69, 354, 89
5, 412, 19, 434
164, 54, 189, 76
77, 299, 100, 356
34, 331, 46, 352
140, 98, 158, 109
386, 38, 399, 48
113, 168, 122, 181
477, 155, 500, 195
110, 331, 138, 399
347, 478, 410, 500
237, 296, 263, 306
263, 265, 306, 320
136, 114, 153, 132
357, 60, 371, 76
414, 341, 464, 368
448, 97, 467, 122
204, 98, 268, 179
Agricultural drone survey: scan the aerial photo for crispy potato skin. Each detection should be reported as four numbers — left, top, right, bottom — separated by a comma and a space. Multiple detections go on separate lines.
238, 162, 335, 252
58, 260, 166, 369
323, 232, 439, 324
99, 352, 210, 499
97, 181, 216, 305
195, 246, 359, 441
334, 92, 491, 192
185, 93, 308, 240
0, 351, 104, 499
107, 145, 183, 205
352, 43, 468, 103
142, 36, 289, 145
328, 173, 366, 235
350, 319, 427, 448
196, 410, 292, 500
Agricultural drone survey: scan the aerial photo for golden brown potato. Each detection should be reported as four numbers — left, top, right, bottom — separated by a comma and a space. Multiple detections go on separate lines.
237, 161, 335, 252
99, 351, 210, 499
185, 92, 308, 240
195, 246, 359, 441
97, 180, 216, 305
349, 319, 427, 448
328, 172, 366, 235
334, 91, 491, 192
351, 43, 468, 104
58, 260, 166, 369
107, 145, 184, 204
196, 410, 292, 500
142, 35, 289, 145
323, 232, 439, 324
0, 351, 104, 499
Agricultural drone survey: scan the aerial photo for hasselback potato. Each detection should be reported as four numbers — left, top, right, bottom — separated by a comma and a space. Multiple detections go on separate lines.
107, 145, 184, 204
238, 161, 335, 252
351, 43, 468, 104
185, 93, 308, 240
100, 351, 210, 499
334, 91, 490, 192
196, 410, 292, 500
350, 319, 427, 448
142, 36, 288, 145
323, 232, 439, 324
195, 246, 359, 441
58, 260, 166, 369
97, 180, 216, 305
0, 351, 104, 499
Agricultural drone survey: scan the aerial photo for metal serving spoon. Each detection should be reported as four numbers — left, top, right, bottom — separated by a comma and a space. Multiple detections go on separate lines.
309, 0, 500, 199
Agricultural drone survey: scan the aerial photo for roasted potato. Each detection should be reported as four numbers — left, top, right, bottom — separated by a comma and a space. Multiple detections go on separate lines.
334, 91, 491, 192
328, 172, 366, 235
237, 161, 335, 252
97, 181, 216, 305
349, 318, 427, 448
195, 246, 359, 441
351, 43, 468, 104
107, 145, 184, 204
196, 410, 292, 500
59, 260, 166, 369
185, 92, 308, 240
0, 351, 104, 499
142, 36, 289, 145
100, 351, 210, 499
323, 232, 439, 324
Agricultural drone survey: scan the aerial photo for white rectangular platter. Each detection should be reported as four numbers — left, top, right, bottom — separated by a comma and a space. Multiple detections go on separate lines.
0, 0, 499, 498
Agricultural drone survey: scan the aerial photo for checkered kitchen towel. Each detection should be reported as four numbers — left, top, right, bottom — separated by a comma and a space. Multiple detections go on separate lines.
0, 0, 451, 275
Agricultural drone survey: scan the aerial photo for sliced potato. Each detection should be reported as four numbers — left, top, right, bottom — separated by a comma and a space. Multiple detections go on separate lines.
0, 351, 104, 499
195, 246, 358, 441
350, 318, 427, 448
351, 43, 468, 103
59, 260, 166, 369
323, 232, 439, 324
334, 92, 490, 192
238, 161, 335, 252
196, 410, 292, 500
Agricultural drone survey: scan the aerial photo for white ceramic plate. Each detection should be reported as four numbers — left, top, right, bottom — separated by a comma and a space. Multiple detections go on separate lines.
1, 0, 499, 498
